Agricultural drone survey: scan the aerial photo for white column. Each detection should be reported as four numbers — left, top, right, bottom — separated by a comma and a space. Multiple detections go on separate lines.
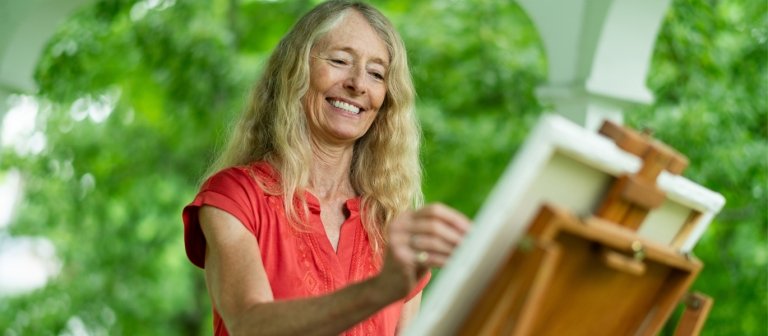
0, 0, 93, 141
517, 0, 671, 130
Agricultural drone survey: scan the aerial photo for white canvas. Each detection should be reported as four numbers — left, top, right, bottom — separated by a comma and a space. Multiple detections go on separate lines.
404, 114, 725, 336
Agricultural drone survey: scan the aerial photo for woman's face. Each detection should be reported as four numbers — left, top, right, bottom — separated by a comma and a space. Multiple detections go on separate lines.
303, 10, 389, 146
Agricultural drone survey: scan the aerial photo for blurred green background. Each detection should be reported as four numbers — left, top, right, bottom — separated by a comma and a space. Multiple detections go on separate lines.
0, 0, 765, 334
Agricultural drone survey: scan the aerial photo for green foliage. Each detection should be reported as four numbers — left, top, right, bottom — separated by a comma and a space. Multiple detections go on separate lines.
626, 1, 767, 334
0, 0, 764, 334
383, 0, 546, 215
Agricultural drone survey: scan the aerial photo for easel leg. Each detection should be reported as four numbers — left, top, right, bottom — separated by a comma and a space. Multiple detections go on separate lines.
673, 292, 713, 336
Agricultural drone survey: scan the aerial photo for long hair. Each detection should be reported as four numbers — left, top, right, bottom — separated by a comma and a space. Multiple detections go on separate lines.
207, 0, 422, 254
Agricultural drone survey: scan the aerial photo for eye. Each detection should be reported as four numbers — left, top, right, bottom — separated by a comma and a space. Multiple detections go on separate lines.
330, 58, 349, 66
369, 71, 385, 81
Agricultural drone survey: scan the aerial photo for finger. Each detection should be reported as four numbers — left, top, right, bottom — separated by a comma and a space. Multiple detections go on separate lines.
413, 203, 472, 234
410, 218, 465, 247
410, 234, 454, 255
389, 212, 415, 242
428, 253, 450, 267
408, 248, 451, 268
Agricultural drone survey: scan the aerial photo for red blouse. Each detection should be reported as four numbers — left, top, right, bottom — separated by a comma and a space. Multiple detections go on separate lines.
183, 162, 429, 335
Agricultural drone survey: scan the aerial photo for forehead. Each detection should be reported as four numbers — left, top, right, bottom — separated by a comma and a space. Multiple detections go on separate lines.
315, 10, 389, 64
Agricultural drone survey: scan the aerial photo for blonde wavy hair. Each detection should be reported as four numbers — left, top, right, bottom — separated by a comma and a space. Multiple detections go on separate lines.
206, 0, 422, 254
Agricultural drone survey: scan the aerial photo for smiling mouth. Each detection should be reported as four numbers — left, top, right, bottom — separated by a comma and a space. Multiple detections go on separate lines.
327, 98, 362, 114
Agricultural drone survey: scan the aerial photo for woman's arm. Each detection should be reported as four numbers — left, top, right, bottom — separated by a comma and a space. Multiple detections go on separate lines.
200, 202, 469, 336
200, 205, 407, 336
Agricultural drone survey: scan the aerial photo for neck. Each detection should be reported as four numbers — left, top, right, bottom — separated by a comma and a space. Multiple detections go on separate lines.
308, 138, 356, 200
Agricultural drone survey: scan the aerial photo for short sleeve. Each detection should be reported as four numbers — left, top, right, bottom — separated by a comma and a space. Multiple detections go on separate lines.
405, 271, 431, 301
182, 167, 263, 268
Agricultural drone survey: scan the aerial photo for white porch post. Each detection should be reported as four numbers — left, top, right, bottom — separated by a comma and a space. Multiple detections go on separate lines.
0, 0, 92, 130
517, 0, 672, 130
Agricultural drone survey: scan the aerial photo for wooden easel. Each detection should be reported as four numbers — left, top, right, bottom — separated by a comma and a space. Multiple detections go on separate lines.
457, 121, 713, 336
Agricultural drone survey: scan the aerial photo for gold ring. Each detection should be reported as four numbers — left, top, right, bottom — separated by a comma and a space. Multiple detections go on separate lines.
416, 251, 429, 265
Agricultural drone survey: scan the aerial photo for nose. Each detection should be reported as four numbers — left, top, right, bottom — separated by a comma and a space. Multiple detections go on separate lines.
343, 66, 367, 95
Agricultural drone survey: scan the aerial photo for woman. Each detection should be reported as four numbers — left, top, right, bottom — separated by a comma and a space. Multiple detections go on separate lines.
182, 1, 470, 335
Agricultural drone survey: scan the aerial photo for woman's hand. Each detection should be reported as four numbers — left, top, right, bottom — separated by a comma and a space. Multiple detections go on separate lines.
377, 203, 471, 300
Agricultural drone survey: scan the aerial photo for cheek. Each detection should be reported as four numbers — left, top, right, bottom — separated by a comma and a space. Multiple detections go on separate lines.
306, 64, 326, 99
304, 69, 328, 110
302, 89, 324, 120
309, 65, 335, 91
301, 85, 322, 120
372, 86, 387, 110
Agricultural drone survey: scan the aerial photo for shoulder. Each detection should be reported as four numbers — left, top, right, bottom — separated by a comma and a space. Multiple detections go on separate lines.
202, 162, 278, 195
183, 162, 278, 268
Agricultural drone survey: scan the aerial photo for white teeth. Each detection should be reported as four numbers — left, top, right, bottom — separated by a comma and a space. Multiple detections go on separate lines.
330, 99, 361, 114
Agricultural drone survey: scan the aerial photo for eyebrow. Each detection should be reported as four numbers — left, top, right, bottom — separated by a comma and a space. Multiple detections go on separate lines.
328, 46, 389, 68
